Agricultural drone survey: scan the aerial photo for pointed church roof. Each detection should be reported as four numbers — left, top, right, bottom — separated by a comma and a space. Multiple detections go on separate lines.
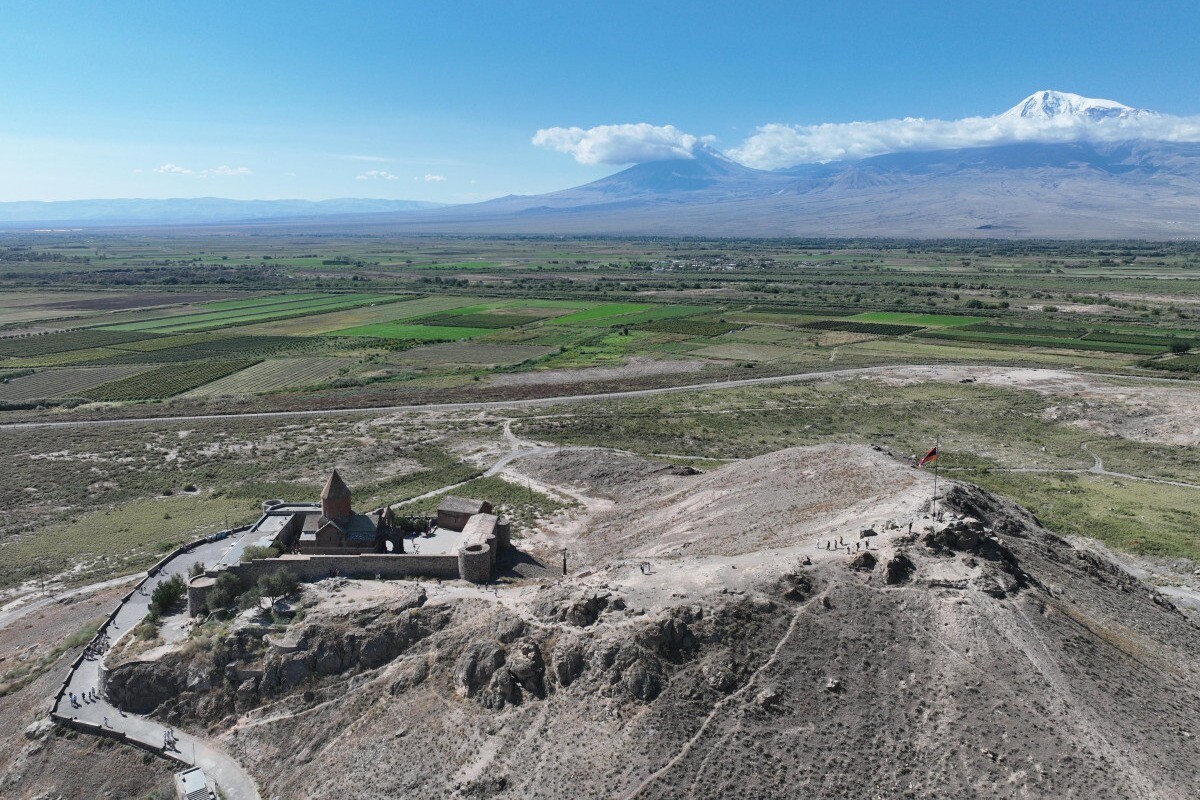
321, 469, 352, 500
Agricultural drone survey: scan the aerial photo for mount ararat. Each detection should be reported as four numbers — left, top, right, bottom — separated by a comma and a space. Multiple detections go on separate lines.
296, 91, 1200, 238
13, 92, 1200, 238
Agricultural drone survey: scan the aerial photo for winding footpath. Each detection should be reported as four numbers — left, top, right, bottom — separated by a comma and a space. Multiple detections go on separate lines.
49, 528, 265, 800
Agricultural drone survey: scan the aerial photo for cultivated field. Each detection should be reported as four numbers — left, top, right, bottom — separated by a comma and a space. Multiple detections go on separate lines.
0, 235, 1195, 421
79, 360, 260, 401
184, 357, 357, 396
0, 365, 153, 402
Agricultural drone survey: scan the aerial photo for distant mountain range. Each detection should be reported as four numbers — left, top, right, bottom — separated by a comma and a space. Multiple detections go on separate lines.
0, 197, 444, 227
309, 139, 1200, 238
307, 90, 1200, 238
10, 91, 1200, 238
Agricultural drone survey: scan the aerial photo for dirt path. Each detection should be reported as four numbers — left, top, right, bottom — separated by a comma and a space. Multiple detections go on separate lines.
940, 441, 1200, 490
0, 573, 141, 632
3, 365, 1192, 431
619, 594, 823, 800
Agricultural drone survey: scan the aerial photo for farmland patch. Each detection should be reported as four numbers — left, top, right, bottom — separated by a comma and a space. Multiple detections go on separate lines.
418, 312, 549, 329
847, 312, 986, 327
390, 343, 557, 366
79, 360, 260, 401
184, 357, 357, 396
331, 322, 492, 340
798, 320, 923, 336
691, 343, 800, 361
0, 365, 155, 402
0, 329, 158, 358
98, 335, 318, 364
544, 303, 652, 325
633, 318, 742, 337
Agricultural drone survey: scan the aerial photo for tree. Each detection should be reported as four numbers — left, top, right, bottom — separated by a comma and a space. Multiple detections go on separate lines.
149, 574, 186, 617
257, 570, 298, 607
205, 572, 245, 614
241, 544, 280, 562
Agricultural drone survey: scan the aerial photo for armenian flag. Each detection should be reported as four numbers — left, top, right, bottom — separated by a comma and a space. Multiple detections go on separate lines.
918, 446, 938, 468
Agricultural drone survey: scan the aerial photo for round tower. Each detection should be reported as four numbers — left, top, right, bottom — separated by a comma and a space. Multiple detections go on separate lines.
321, 469, 352, 525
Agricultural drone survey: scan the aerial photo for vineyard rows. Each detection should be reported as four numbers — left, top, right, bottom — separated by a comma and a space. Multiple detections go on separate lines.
79, 359, 261, 401
799, 320, 922, 336
0, 329, 155, 358
0, 365, 154, 402
184, 357, 354, 396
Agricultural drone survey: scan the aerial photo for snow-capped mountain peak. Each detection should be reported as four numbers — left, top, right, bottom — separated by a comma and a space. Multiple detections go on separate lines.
1002, 90, 1148, 121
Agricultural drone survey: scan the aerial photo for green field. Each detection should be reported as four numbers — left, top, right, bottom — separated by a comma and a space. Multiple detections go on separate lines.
545, 303, 653, 324
916, 328, 1170, 354
332, 322, 494, 340
418, 312, 550, 329
635, 318, 742, 337
847, 311, 986, 327
104, 293, 396, 333
800, 320, 922, 336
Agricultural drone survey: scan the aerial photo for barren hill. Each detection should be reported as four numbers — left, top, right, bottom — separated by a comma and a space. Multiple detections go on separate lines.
91, 447, 1200, 798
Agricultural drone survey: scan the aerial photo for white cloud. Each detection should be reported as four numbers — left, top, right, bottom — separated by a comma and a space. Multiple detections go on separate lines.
729, 111, 1200, 169
152, 163, 251, 177
356, 169, 400, 181
532, 123, 701, 165
423, 174, 446, 182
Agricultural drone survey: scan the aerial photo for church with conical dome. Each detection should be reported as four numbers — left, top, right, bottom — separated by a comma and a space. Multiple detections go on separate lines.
286, 469, 395, 554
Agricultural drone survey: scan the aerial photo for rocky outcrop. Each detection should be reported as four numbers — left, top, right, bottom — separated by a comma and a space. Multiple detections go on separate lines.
885, 553, 916, 585
848, 551, 877, 572
260, 596, 446, 698
104, 660, 187, 714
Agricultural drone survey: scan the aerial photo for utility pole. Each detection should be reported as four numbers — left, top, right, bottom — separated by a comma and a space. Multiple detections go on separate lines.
561, 548, 568, 576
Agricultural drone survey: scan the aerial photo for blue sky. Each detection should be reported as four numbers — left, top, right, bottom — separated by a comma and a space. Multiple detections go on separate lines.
1, 0, 1197, 202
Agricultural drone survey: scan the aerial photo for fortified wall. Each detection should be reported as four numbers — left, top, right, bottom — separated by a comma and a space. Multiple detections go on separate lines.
186, 476, 511, 616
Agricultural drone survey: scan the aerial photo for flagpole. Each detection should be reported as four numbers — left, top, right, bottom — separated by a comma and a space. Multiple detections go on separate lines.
932, 434, 940, 516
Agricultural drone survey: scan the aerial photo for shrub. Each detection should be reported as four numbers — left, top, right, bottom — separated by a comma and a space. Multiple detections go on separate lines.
188, 562, 206, 578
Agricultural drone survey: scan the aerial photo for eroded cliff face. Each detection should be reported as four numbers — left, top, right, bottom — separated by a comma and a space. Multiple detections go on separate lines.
104, 460, 1200, 800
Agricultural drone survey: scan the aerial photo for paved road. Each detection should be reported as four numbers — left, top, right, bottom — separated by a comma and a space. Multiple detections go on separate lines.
5, 364, 1188, 431
55, 528, 263, 800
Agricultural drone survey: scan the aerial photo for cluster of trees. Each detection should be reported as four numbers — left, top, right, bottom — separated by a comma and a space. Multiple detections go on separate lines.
205, 569, 298, 617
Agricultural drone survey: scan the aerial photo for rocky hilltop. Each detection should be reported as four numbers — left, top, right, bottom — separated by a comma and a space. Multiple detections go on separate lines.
103, 446, 1200, 799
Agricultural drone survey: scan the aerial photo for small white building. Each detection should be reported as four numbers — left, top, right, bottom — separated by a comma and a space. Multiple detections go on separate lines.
174, 767, 217, 800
